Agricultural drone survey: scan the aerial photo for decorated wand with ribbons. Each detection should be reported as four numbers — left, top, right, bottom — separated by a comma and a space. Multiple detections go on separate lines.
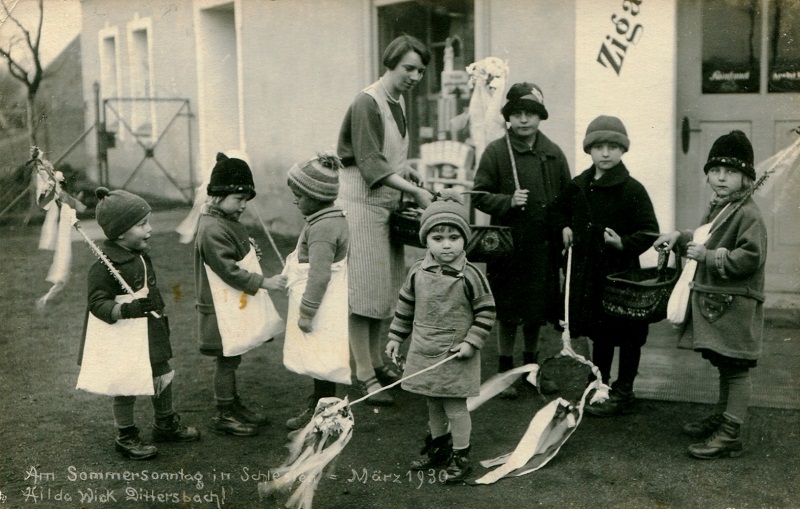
70, 216, 161, 319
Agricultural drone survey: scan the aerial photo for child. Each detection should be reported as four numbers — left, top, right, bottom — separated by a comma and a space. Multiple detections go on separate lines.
81, 187, 199, 460
559, 115, 659, 416
471, 82, 572, 398
195, 153, 287, 436
283, 153, 350, 430
386, 192, 496, 484
655, 130, 766, 459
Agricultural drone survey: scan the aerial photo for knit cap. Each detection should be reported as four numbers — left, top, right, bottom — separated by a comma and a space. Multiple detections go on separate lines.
583, 115, 630, 153
418, 190, 471, 246
287, 153, 342, 202
207, 152, 256, 199
501, 82, 549, 121
94, 187, 152, 240
703, 130, 755, 180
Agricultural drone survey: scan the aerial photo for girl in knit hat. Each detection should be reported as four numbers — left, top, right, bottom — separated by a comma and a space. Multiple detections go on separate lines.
559, 115, 659, 417
386, 191, 496, 484
194, 153, 287, 437
655, 130, 766, 459
79, 187, 200, 460
283, 153, 351, 430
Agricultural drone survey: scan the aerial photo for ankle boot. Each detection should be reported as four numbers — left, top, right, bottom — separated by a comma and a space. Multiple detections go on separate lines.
153, 413, 201, 443
232, 395, 269, 426
213, 406, 259, 437
585, 385, 635, 417
443, 446, 472, 484
115, 426, 158, 460
688, 415, 742, 459
498, 356, 518, 400
410, 433, 452, 470
682, 413, 724, 439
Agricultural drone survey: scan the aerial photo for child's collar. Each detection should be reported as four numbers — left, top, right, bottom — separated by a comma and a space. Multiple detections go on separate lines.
420, 251, 467, 273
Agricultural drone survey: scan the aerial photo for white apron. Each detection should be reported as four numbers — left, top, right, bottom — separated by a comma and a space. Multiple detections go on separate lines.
282, 251, 351, 384
204, 247, 284, 356
77, 258, 153, 396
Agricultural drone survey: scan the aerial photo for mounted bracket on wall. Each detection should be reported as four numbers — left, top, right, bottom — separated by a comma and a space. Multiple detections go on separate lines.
681, 116, 702, 154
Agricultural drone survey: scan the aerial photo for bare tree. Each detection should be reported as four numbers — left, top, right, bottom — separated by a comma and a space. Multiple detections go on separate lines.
0, 0, 44, 147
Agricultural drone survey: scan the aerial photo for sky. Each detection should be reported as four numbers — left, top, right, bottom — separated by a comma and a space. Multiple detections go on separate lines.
0, 0, 81, 68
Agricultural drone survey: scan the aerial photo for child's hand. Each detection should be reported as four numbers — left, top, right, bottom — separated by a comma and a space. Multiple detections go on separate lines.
562, 227, 573, 249
603, 227, 623, 250
298, 315, 313, 333
386, 340, 402, 359
262, 274, 287, 291
450, 342, 475, 359
120, 297, 156, 319
686, 242, 707, 262
511, 189, 529, 208
653, 231, 680, 251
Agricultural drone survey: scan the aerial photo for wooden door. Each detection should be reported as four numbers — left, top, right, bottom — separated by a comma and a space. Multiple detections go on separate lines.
676, 0, 800, 298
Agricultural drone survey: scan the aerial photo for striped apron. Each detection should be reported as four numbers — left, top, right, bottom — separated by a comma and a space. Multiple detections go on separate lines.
337, 81, 408, 319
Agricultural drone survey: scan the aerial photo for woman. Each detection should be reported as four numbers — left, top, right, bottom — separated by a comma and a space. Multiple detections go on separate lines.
336, 35, 434, 405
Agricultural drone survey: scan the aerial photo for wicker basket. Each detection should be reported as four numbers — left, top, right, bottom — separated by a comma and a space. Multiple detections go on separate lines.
602, 249, 681, 323
389, 205, 424, 248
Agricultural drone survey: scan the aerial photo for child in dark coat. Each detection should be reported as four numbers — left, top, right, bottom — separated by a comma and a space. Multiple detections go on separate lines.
194, 154, 287, 437
81, 188, 199, 460
559, 115, 659, 416
386, 192, 496, 484
656, 130, 767, 459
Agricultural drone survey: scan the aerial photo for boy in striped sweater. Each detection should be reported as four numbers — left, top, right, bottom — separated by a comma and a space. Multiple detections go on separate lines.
386, 191, 496, 484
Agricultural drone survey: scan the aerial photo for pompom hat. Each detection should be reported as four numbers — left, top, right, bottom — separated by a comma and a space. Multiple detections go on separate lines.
94, 187, 151, 240
418, 190, 471, 246
207, 152, 256, 199
287, 153, 342, 202
501, 82, 549, 121
703, 130, 755, 180
582, 115, 630, 153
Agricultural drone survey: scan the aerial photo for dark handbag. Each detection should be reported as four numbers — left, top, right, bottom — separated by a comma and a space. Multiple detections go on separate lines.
465, 225, 513, 263
389, 193, 424, 248
602, 248, 682, 323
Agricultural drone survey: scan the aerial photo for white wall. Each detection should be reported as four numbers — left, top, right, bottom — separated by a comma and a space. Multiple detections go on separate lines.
575, 0, 678, 246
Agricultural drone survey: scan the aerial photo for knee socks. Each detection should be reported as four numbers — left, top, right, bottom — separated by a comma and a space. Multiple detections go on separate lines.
151, 381, 174, 421
718, 365, 751, 424
443, 398, 471, 450
591, 341, 614, 385
615, 344, 641, 391
113, 396, 136, 429
350, 314, 378, 382
309, 379, 337, 409
214, 355, 242, 407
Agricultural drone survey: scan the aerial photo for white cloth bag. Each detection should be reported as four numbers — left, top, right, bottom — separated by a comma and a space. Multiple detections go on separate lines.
282, 251, 351, 384
77, 291, 153, 396
204, 247, 285, 356
667, 203, 731, 325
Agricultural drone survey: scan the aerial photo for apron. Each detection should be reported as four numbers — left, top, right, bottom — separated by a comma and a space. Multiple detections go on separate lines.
402, 268, 480, 398
204, 247, 284, 356
337, 81, 408, 318
282, 250, 351, 384
77, 255, 153, 396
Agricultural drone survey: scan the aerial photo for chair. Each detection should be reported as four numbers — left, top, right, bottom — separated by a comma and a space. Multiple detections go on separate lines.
414, 140, 475, 193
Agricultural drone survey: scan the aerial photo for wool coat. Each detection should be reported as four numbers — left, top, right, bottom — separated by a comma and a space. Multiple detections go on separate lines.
80, 240, 172, 373
677, 196, 767, 363
472, 129, 571, 325
194, 205, 264, 356
558, 162, 659, 341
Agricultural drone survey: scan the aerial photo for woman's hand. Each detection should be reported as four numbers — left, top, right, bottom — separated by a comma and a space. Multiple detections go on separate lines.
450, 342, 475, 359
401, 164, 423, 185
562, 227, 573, 249
686, 242, 707, 262
262, 274, 287, 291
386, 339, 402, 359
510, 189, 529, 208
653, 231, 680, 252
603, 227, 623, 250
413, 187, 434, 209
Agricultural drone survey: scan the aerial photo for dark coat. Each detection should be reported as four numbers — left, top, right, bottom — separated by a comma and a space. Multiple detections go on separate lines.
558, 162, 659, 339
472, 129, 571, 324
80, 240, 172, 368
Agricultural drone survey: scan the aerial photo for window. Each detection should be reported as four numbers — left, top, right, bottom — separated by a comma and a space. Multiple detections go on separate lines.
377, 0, 475, 156
98, 27, 122, 137
127, 17, 155, 138
768, 0, 800, 92
702, 0, 762, 94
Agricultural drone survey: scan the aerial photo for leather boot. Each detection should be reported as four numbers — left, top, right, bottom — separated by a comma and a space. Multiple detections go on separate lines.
286, 408, 314, 431
232, 395, 270, 426
682, 413, 724, 439
585, 386, 635, 417
153, 413, 201, 443
410, 433, 452, 470
212, 406, 259, 437
688, 415, 742, 459
443, 446, 472, 484
115, 426, 158, 460
358, 376, 394, 406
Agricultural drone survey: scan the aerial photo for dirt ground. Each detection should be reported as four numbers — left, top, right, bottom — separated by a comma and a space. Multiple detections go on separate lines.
1, 220, 798, 509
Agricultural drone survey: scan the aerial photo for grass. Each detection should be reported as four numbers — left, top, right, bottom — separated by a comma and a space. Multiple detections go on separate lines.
0, 222, 798, 509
